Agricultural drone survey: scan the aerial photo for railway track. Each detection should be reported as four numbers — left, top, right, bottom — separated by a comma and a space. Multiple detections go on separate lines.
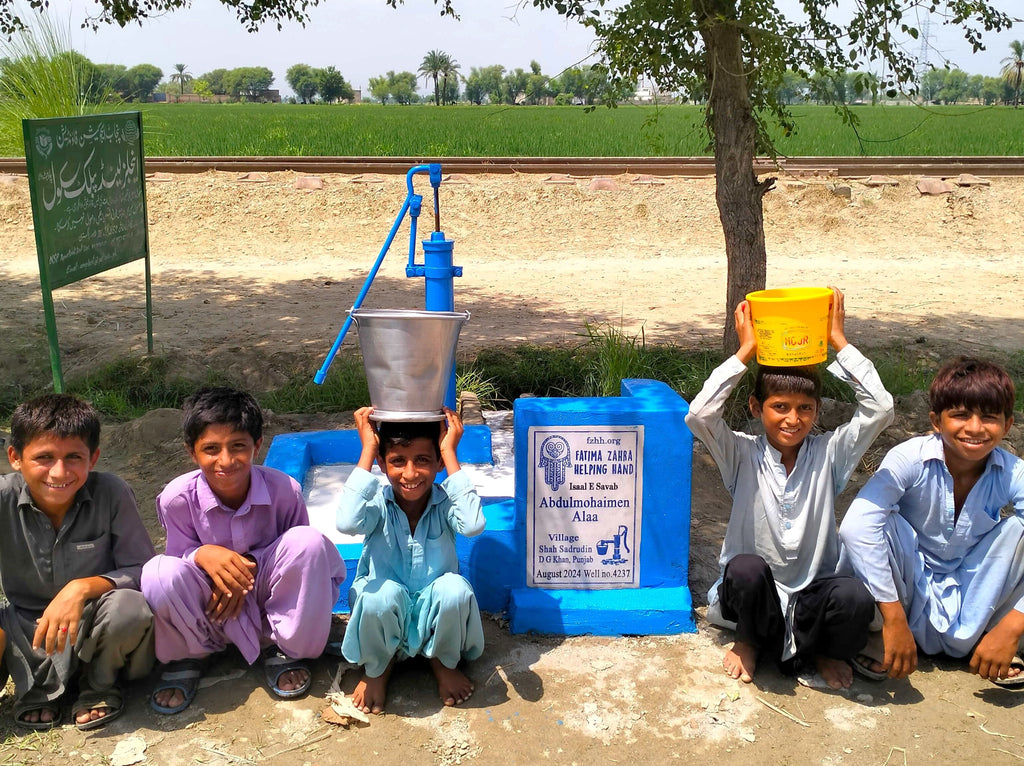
1, 155, 1023, 176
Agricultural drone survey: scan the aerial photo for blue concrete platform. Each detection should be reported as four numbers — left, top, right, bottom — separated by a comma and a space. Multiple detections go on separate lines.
509, 379, 695, 635
508, 586, 694, 636
264, 378, 695, 635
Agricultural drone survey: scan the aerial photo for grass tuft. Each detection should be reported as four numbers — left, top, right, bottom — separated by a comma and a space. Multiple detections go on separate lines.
261, 355, 369, 414
66, 356, 215, 421
579, 321, 649, 397
456, 365, 506, 410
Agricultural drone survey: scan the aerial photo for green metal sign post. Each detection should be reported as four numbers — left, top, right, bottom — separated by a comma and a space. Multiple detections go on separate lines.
22, 111, 152, 393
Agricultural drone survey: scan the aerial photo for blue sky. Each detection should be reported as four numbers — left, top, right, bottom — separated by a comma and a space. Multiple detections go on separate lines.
63, 0, 1023, 98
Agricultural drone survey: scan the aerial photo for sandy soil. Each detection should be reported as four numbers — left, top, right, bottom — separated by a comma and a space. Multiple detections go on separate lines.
0, 170, 1023, 764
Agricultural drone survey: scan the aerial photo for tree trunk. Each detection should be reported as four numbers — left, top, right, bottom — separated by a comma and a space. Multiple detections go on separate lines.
699, 7, 774, 356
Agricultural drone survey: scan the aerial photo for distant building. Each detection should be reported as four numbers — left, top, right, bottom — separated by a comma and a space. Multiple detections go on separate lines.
251, 89, 282, 103
162, 93, 232, 104
633, 86, 655, 103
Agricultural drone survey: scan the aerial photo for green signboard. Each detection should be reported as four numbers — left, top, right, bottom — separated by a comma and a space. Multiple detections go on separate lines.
23, 112, 152, 392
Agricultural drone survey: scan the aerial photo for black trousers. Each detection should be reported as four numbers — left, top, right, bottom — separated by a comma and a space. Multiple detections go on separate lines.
717, 553, 875, 669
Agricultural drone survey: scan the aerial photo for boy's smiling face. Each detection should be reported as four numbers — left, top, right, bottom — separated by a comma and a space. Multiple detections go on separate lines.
930, 406, 1012, 468
189, 423, 263, 509
381, 437, 440, 515
749, 391, 819, 455
7, 434, 99, 518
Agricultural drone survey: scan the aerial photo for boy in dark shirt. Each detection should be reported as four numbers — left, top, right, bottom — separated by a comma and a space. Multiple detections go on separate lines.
0, 394, 155, 730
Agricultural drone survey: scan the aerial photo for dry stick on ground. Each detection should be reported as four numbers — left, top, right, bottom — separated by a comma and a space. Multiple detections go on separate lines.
201, 747, 256, 765
754, 696, 810, 727
993, 748, 1024, 761
262, 731, 333, 760
979, 722, 1015, 739
881, 746, 908, 766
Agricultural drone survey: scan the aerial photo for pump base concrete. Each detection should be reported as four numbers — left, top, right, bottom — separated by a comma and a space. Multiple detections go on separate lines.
509, 585, 695, 636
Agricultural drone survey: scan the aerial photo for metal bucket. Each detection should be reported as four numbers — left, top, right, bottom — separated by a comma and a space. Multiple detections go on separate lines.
351, 308, 470, 421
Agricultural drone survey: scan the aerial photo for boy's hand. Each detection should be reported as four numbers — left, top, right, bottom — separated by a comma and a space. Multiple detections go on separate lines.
734, 301, 757, 365
33, 579, 97, 655
439, 407, 463, 475
194, 544, 256, 611
207, 588, 247, 624
970, 609, 1024, 682
354, 406, 379, 471
827, 286, 849, 352
879, 601, 918, 678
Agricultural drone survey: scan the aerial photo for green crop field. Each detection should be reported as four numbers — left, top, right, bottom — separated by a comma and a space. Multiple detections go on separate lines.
24, 102, 1024, 157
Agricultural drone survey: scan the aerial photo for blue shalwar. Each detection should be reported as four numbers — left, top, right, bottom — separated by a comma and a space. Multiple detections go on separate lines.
337, 467, 486, 677
840, 434, 1024, 656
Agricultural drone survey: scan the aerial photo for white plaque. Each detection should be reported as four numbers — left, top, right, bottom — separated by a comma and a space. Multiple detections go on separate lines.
526, 425, 643, 589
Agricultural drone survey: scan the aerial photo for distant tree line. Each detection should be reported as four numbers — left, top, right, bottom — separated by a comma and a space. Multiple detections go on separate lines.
0, 53, 286, 103
0, 51, 167, 102
9, 41, 1019, 109
367, 53, 633, 106
362, 42, 1024, 108
776, 66, 1023, 107
167, 66, 277, 100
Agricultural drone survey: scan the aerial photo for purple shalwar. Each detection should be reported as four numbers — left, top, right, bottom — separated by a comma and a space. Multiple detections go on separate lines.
141, 465, 345, 664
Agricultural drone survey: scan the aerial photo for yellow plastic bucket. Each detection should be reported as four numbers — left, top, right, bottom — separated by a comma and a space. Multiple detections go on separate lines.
746, 287, 833, 366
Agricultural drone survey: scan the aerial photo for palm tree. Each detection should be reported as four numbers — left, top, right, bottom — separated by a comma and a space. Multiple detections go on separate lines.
419, 49, 447, 106
439, 55, 460, 105
170, 63, 192, 96
1001, 41, 1024, 108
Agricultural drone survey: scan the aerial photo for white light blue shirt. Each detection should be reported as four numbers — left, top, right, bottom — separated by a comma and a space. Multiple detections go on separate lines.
337, 467, 485, 594
840, 434, 1024, 609
685, 345, 894, 656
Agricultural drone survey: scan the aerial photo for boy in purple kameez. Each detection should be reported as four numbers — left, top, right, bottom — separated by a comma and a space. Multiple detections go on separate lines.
141, 387, 345, 714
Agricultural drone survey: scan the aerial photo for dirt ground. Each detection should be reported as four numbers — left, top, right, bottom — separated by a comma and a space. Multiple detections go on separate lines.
0, 170, 1023, 764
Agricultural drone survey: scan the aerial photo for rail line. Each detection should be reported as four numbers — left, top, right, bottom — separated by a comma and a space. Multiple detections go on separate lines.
1, 155, 1024, 177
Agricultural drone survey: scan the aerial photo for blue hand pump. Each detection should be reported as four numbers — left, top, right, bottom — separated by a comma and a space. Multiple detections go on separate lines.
313, 164, 462, 408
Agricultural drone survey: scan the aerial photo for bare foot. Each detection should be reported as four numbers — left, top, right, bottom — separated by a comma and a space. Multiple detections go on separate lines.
815, 656, 854, 690
153, 687, 184, 710
352, 663, 393, 715
429, 657, 474, 706
723, 641, 757, 683
275, 668, 309, 693
853, 653, 888, 678
18, 706, 58, 726
74, 705, 110, 726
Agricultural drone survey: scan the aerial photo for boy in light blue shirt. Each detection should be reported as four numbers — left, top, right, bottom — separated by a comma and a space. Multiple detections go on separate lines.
840, 357, 1024, 686
337, 406, 485, 714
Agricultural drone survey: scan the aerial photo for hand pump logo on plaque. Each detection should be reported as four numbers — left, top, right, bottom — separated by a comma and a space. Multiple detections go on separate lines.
527, 426, 643, 589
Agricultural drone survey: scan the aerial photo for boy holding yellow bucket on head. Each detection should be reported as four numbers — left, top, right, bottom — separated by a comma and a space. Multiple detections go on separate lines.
685, 287, 894, 689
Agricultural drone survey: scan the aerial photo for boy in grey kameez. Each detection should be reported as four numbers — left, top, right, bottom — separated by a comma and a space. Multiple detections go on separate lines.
686, 289, 894, 689
0, 394, 155, 730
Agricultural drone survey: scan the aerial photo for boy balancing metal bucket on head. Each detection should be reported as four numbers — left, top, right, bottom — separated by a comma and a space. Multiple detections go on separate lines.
351, 308, 470, 422
745, 287, 833, 366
